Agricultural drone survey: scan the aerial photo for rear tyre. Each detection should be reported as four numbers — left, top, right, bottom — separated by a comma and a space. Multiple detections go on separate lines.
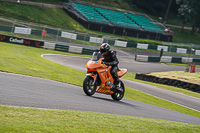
111, 80, 125, 101
83, 76, 97, 96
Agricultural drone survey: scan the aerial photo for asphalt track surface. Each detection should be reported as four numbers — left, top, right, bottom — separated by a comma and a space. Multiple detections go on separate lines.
1, 53, 200, 125
42, 53, 200, 74
1, 72, 200, 125
42, 54, 200, 112
56, 41, 200, 60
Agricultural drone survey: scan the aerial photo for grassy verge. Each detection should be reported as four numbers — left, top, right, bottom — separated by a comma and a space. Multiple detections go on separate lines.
0, 42, 90, 86
1, 106, 200, 133
165, 63, 200, 68
125, 87, 200, 118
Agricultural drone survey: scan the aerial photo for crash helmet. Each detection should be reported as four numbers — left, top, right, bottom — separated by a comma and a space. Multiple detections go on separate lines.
100, 43, 110, 55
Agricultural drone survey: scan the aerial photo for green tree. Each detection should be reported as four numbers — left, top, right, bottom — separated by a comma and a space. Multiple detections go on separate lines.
130, 0, 178, 17
131, 0, 169, 16
176, 0, 200, 34
176, 0, 191, 32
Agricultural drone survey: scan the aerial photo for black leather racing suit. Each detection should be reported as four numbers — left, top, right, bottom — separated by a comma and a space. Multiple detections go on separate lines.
101, 51, 119, 83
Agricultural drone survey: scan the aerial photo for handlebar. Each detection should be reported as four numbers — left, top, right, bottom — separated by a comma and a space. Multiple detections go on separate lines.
101, 64, 111, 69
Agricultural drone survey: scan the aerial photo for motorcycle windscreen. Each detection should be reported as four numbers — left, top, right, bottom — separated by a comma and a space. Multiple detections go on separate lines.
91, 52, 103, 61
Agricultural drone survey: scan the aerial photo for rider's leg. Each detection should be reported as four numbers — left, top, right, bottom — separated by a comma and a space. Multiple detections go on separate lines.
110, 66, 119, 88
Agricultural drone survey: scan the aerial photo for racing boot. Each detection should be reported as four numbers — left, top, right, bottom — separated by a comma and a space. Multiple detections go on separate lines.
111, 79, 123, 92
115, 80, 123, 92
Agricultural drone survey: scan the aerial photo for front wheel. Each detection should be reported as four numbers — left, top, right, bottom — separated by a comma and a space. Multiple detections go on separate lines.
83, 76, 97, 96
111, 81, 125, 101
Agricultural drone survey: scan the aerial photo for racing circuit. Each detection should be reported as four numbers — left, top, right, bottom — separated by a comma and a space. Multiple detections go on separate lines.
1, 47, 200, 125
1, 0, 200, 130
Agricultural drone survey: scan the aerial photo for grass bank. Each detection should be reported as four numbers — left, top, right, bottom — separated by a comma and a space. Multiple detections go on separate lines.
1, 106, 200, 133
0, 1, 84, 30
0, 42, 88, 86
0, 0, 200, 46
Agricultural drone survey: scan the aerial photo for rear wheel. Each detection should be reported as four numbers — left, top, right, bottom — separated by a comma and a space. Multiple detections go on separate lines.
83, 76, 97, 96
111, 80, 125, 101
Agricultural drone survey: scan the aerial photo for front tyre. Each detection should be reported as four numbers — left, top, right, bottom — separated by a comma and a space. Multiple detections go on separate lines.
83, 76, 97, 96
111, 81, 125, 101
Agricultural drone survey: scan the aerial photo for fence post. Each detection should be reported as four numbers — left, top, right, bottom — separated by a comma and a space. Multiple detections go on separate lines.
113, 29, 115, 34
169, 43, 172, 56
56, 28, 60, 42
27, 22, 31, 38
83, 33, 86, 45
159, 48, 163, 64
137, 33, 139, 38
100, 26, 103, 32
11, 20, 16, 36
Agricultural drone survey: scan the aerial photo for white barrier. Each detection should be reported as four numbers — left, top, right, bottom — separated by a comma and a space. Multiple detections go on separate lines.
135, 55, 148, 62
182, 57, 193, 63
176, 48, 187, 54
160, 56, 172, 63
195, 50, 200, 55
114, 40, 127, 47
89, 37, 103, 44
14, 27, 31, 35
157, 46, 168, 52
43, 42, 56, 50
68, 46, 83, 54
61, 31, 77, 40
137, 43, 149, 49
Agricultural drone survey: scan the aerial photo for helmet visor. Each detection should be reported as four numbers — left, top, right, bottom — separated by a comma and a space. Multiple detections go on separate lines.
100, 49, 107, 54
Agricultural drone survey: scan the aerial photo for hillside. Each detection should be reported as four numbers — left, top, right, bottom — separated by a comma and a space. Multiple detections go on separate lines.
0, 0, 200, 45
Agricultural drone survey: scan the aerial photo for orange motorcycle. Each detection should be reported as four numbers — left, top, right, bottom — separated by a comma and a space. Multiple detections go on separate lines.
83, 51, 127, 101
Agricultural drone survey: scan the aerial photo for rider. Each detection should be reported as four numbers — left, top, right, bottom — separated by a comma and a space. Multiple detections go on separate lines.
100, 43, 120, 91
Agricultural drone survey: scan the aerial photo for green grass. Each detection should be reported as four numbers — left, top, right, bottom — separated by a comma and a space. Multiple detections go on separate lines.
1, 106, 200, 133
0, 1, 84, 30
125, 87, 200, 118
0, 42, 89, 86
165, 63, 200, 68
170, 27, 200, 44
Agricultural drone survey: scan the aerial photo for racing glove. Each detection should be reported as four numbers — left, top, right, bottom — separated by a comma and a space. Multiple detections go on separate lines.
102, 61, 110, 66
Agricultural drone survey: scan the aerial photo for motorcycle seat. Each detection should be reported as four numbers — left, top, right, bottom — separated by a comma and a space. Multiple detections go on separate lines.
117, 69, 127, 78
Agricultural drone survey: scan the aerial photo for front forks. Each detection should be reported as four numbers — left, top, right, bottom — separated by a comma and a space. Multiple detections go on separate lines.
86, 73, 98, 86
92, 74, 98, 86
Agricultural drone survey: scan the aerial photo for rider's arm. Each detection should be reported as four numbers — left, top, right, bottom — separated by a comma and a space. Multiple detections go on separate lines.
103, 51, 119, 66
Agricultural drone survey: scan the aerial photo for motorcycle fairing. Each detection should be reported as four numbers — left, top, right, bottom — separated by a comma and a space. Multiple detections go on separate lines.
96, 66, 114, 95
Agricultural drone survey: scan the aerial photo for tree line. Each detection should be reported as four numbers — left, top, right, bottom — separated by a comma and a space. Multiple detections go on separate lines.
127, 0, 200, 34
